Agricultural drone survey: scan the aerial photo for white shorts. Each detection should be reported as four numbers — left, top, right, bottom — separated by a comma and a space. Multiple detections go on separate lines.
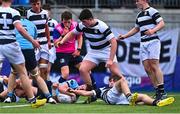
49, 46, 56, 63
35, 44, 49, 61
107, 86, 129, 105
140, 39, 161, 61
84, 47, 117, 65
0, 42, 25, 64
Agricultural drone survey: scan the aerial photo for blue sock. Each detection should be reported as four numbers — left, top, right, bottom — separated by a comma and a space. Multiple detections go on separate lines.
7, 92, 14, 97
45, 80, 52, 95
44, 93, 51, 99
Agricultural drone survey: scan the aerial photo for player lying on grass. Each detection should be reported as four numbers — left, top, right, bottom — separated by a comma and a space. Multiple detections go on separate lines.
69, 75, 174, 106
0, 75, 53, 105
52, 79, 79, 103
0, 75, 47, 108
1, 75, 80, 104
0, 75, 37, 102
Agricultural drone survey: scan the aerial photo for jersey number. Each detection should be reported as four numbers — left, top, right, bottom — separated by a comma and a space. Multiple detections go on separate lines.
2, 14, 10, 29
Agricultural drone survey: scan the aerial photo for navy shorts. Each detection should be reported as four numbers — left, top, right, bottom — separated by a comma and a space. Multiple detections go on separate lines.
55, 53, 82, 68
22, 49, 37, 71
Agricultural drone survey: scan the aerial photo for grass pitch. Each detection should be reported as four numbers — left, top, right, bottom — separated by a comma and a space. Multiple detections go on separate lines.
0, 92, 180, 113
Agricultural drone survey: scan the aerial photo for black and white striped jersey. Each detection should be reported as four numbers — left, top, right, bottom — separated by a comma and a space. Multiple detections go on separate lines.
93, 87, 112, 104
0, 7, 20, 40
27, 9, 48, 43
135, 7, 163, 39
47, 18, 58, 46
73, 19, 115, 50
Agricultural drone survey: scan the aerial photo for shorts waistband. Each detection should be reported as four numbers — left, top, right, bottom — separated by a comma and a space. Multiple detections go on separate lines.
0, 39, 16, 45
141, 36, 159, 42
39, 41, 48, 45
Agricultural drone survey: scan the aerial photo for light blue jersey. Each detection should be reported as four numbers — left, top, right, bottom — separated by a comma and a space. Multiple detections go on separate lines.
16, 18, 37, 49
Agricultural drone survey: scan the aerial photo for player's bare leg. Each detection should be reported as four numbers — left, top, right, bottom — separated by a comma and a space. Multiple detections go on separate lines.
39, 58, 49, 80
79, 60, 96, 90
30, 67, 56, 104
4, 63, 36, 103
143, 60, 158, 87
148, 59, 166, 100
59, 66, 69, 82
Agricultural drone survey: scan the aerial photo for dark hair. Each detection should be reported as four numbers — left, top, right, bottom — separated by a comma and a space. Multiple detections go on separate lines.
2, 0, 12, 2
61, 11, 72, 21
79, 9, 93, 21
16, 6, 26, 17
42, 4, 51, 11
30, 0, 40, 3
109, 74, 121, 82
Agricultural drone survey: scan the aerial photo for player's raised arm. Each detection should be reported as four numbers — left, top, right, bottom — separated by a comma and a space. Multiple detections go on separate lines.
59, 31, 76, 45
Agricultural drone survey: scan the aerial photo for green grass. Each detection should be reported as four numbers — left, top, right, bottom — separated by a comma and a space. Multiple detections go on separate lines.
0, 93, 180, 113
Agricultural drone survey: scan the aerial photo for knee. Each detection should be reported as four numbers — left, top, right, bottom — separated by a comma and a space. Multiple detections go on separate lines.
144, 65, 152, 75
79, 66, 88, 74
150, 65, 158, 73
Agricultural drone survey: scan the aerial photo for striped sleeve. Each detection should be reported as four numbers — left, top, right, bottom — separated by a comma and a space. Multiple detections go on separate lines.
12, 10, 21, 24
135, 18, 139, 28
100, 22, 114, 40
95, 89, 101, 98
73, 23, 83, 35
150, 8, 163, 23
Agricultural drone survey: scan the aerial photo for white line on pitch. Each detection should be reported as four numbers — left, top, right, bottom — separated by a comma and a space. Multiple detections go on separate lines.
0, 104, 30, 108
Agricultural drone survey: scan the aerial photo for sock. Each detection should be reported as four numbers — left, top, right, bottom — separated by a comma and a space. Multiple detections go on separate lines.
58, 77, 66, 83
154, 87, 158, 97
125, 93, 132, 101
28, 97, 36, 103
7, 92, 14, 97
6, 91, 17, 102
45, 80, 53, 95
152, 99, 158, 106
44, 93, 51, 99
32, 80, 38, 87
157, 84, 165, 94
90, 74, 97, 89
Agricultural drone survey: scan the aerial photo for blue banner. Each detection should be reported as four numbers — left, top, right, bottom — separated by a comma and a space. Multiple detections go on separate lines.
0, 59, 11, 76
